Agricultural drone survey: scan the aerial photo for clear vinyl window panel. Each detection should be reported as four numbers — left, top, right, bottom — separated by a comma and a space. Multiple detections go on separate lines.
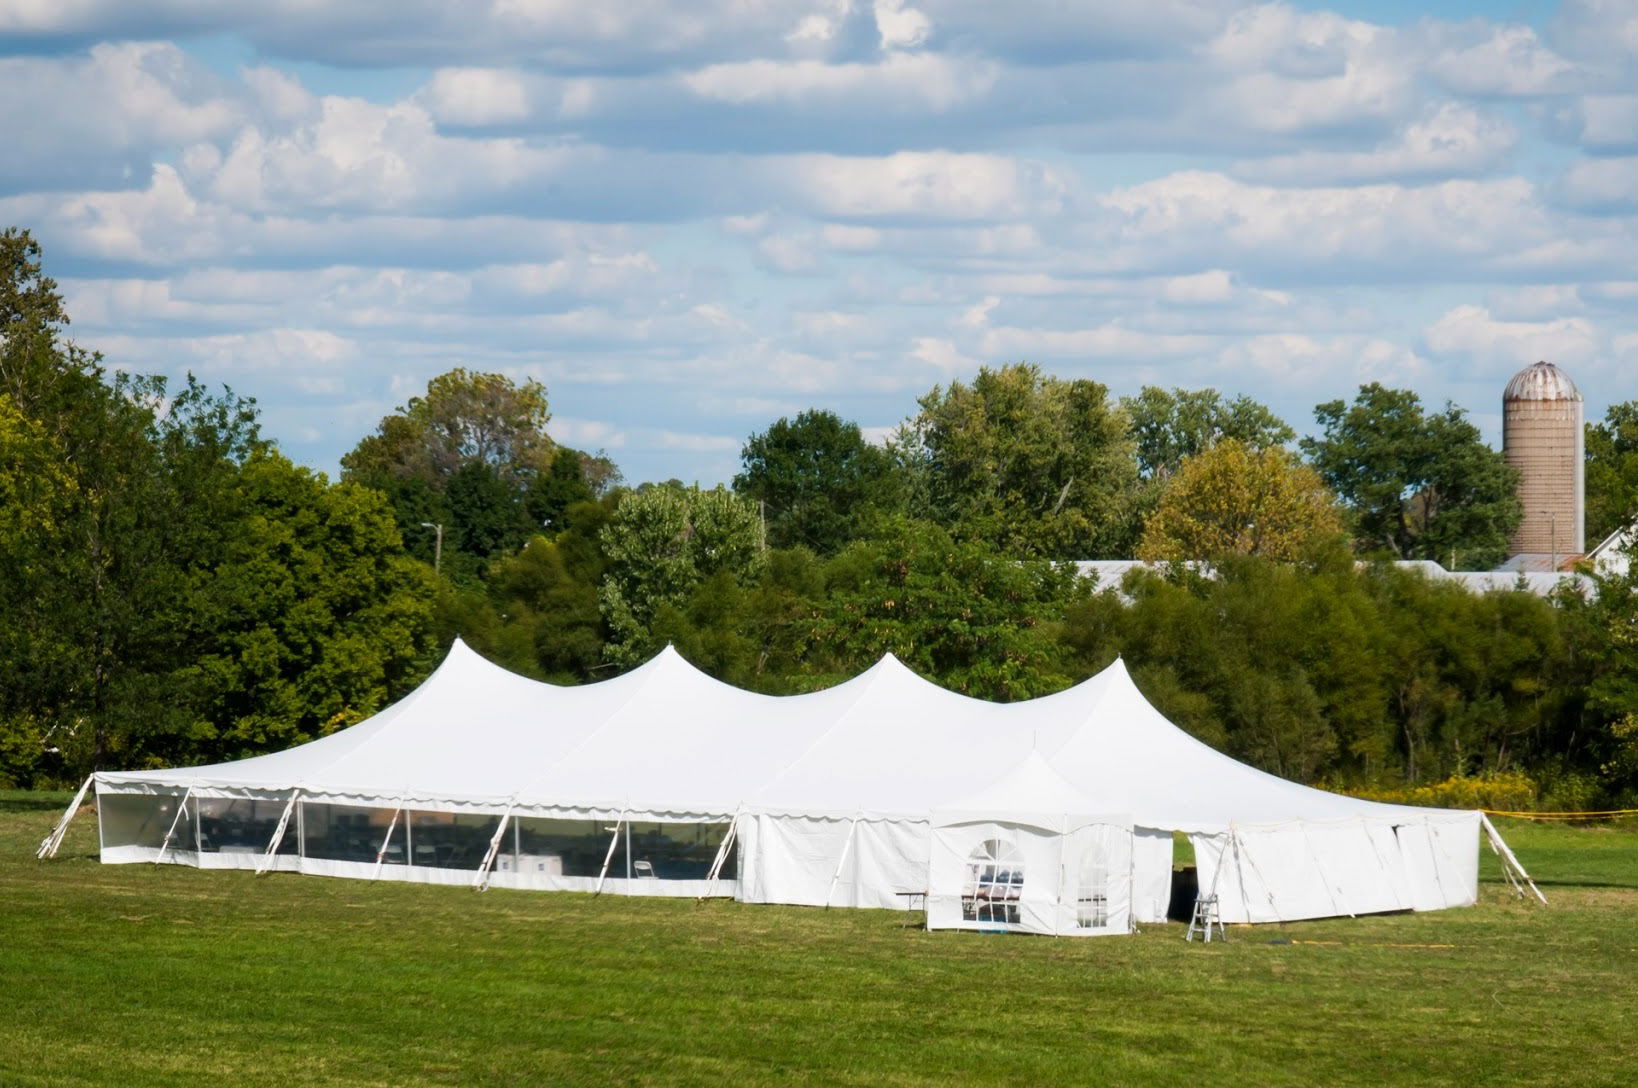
404, 810, 503, 871
503, 818, 737, 880
301, 803, 400, 865
100, 792, 189, 850
1077, 849, 1110, 929
962, 838, 1024, 925
196, 797, 297, 856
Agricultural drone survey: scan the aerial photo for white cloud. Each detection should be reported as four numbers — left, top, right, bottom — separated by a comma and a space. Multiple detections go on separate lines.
1550, 0, 1638, 68
1234, 103, 1516, 185
1560, 95, 1638, 153
1424, 305, 1602, 370
684, 51, 995, 112
0, 42, 241, 190
418, 67, 533, 126
978, 323, 1213, 360
780, 151, 1067, 221
1161, 269, 1235, 304
1429, 25, 1575, 97
1216, 333, 1427, 385
874, 0, 931, 51
1557, 155, 1638, 210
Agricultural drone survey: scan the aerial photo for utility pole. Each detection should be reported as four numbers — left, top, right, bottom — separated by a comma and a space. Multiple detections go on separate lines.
1543, 509, 1557, 573
419, 521, 444, 573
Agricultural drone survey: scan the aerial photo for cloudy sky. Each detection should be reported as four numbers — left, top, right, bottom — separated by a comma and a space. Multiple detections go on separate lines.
4, 1, 1634, 485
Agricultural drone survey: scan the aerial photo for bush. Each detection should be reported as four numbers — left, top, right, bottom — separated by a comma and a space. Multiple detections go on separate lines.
1343, 771, 1539, 811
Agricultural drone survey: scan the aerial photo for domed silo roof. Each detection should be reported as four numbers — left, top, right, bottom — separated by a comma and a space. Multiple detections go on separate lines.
1504, 361, 1583, 402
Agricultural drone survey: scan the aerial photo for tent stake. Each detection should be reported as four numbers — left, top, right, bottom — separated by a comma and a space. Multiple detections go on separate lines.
1480, 813, 1547, 905
37, 774, 94, 860
256, 790, 300, 876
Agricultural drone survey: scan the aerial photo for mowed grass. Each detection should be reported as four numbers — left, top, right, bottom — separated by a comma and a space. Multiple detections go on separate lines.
3, 794, 1636, 1088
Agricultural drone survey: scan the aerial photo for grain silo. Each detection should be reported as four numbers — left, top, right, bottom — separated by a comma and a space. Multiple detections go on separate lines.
1503, 361, 1583, 561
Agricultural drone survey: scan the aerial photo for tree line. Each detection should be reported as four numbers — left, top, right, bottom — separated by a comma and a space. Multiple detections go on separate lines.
4, 227, 1638, 807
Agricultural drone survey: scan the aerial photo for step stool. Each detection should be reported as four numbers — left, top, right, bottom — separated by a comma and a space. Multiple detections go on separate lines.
1186, 894, 1226, 942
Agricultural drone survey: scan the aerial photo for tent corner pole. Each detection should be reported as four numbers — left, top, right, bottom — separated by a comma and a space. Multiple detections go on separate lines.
37, 774, 95, 860
1480, 812, 1547, 906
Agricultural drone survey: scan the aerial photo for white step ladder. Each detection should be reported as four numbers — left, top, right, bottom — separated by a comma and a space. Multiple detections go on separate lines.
1186, 894, 1226, 942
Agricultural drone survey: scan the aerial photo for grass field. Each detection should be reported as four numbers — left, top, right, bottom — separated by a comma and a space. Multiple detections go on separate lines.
3, 792, 1636, 1087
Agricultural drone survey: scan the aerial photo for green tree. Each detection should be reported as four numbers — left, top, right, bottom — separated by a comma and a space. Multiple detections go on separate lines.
598, 486, 764, 666
1123, 386, 1295, 480
441, 496, 617, 685
178, 454, 438, 758
896, 363, 1140, 559
1586, 401, 1638, 545
1138, 439, 1345, 562
0, 229, 440, 783
812, 517, 1084, 700
341, 369, 570, 564
1301, 383, 1521, 568
734, 409, 901, 554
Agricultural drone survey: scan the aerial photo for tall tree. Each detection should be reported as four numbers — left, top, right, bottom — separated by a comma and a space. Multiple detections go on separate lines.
1301, 383, 1521, 568
1123, 386, 1295, 480
1586, 401, 1638, 545
814, 517, 1084, 700
341, 368, 570, 565
598, 486, 764, 666
734, 409, 900, 554
179, 454, 438, 759
1138, 439, 1345, 562
896, 363, 1140, 559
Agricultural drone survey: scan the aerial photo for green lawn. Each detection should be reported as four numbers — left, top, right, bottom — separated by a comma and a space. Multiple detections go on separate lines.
3, 793, 1635, 1087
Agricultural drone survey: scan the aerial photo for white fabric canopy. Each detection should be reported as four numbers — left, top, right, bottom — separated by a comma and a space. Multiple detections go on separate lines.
88, 639, 1487, 927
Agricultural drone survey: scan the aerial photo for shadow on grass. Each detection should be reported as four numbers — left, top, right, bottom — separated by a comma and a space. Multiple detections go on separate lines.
0, 795, 74, 813
1533, 878, 1638, 890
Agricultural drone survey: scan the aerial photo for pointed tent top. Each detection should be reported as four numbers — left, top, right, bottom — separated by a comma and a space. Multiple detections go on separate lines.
935, 750, 1127, 831
944, 750, 1102, 815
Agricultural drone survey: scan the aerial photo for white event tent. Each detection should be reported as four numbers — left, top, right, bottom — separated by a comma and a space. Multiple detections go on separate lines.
41, 640, 1539, 935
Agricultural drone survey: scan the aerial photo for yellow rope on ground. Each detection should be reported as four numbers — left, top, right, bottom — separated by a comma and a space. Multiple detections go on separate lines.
1483, 808, 1638, 820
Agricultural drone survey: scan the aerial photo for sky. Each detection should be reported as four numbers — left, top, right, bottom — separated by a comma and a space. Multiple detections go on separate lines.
3, 0, 1635, 487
